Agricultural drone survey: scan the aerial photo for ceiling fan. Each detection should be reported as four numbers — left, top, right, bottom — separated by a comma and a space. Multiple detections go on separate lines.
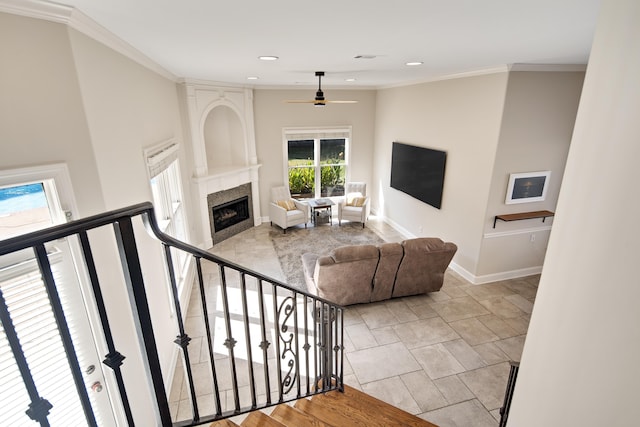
285, 71, 357, 107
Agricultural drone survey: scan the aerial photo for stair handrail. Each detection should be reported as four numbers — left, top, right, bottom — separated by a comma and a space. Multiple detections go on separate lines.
0, 202, 344, 426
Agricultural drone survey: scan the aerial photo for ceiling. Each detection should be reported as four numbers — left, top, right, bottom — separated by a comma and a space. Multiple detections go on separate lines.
28, 0, 601, 88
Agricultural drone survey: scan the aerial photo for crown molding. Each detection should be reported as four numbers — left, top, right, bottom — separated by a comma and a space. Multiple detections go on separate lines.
379, 65, 511, 89
0, 0, 176, 81
509, 63, 587, 72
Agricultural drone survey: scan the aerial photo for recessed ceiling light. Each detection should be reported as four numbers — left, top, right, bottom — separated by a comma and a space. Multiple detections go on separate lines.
406, 61, 423, 66
258, 56, 279, 61
247, 76, 259, 80
345, 78, 356, 82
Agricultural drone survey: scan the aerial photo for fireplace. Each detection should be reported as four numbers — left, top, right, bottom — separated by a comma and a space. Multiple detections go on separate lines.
207, 183, 254, 244
213, 196, 249, 232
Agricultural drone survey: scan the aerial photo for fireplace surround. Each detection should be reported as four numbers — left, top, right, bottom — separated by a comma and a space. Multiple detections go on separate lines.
207, 183, 254, 244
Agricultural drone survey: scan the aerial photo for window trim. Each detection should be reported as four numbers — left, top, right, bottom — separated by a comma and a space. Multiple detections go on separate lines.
282, 126, 352, 198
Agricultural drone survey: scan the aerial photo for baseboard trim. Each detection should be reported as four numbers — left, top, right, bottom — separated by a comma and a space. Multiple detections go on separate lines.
451, 262, 543, 285
372, 211, 543, 285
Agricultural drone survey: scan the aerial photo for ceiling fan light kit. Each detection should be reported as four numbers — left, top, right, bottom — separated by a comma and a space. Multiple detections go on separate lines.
285, 71, 357, 106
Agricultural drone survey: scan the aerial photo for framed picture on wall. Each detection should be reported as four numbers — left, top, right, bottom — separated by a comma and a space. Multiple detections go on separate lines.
505, 171, 550, 204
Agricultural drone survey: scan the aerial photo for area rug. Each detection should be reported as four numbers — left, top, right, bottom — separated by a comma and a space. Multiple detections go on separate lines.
270, 223, 386, 291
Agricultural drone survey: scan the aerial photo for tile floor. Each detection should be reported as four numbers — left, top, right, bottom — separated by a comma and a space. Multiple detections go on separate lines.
171, 216, 536, 426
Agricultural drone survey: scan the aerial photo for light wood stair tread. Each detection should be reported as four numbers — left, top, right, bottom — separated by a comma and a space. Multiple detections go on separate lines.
307, 385, 437, 427
240, 410, 287, 427
329, 385, 437, 427
294, 398, 372, 427
209, 419, 239, 427
270, 404, 334, 427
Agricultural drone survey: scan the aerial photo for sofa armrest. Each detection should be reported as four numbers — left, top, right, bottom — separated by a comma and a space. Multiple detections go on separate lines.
269, 202, 288, 226
301, 252, 320, 296
293, 200, 310, 221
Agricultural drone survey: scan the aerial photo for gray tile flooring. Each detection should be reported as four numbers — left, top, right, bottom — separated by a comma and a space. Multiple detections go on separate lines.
170, 216, 537, 426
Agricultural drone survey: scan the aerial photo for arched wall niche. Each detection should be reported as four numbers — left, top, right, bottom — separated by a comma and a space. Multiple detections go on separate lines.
203, 104, 247, 169
182, 82, 261, 248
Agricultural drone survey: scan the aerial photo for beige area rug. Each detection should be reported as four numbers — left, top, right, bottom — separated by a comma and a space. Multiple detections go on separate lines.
269, 223, 386, 291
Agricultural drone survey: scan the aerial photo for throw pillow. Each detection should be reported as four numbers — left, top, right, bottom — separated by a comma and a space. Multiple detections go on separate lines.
347, 196, 366, 207
346, 192, 363, 206
277, 199, 297, 211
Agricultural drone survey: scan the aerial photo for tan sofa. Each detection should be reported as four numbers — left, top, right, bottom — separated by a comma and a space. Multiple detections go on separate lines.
301, 237, 457, 306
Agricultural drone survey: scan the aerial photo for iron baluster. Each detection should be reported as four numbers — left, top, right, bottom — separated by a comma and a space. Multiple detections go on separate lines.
35, 243, 98, 427
195, 257, 222, 416
218, 265, 240, 412
78, 231, 133, 425
113, 217, 171, 425
239, 272, 257, 408
272, 287, 283, 402
163, 244, 199, 422
256, 280, 272, 405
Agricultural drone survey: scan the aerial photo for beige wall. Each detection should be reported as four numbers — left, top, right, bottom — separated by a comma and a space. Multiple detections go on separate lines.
0, 13, 103, 214
67, 26, 189, 418
509, 0, 640, 424
253, 89, 376, 216
477, 71, 584, 279
372, 73, 509, 276
1, 13, 188, 422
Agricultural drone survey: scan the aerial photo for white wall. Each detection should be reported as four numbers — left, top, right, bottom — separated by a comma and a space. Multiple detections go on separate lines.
508, 0, 640, 424
372, 73, 509, 276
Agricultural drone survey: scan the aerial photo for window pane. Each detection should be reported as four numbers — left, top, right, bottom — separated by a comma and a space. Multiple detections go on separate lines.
320, 139, 346, 165
287, 140, 314, 167
288, 166, 315, 198
0, 183, 54, 240
320, 165, 345, 197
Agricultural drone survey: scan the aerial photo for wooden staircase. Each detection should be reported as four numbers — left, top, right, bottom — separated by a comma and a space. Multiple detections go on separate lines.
210, 385, 438, 427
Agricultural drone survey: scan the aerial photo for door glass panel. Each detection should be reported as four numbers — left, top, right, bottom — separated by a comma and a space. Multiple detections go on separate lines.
320, 139, 345, 197
0, 183, 54, 240
287, 140, 315, 198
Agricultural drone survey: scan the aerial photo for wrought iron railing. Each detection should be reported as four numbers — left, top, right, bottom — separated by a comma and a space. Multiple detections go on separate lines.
0, 202, 344, 426
499, 361, 520, 427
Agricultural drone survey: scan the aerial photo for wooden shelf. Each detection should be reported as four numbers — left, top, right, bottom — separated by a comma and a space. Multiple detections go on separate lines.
493, 210, 555, 228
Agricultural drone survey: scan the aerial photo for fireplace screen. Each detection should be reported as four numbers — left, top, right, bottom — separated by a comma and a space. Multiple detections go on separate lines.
212, 196, 249, 232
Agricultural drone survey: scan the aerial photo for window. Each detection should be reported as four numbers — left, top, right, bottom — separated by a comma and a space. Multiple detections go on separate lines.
284, 127, 351, 199
146, 142, 189, 286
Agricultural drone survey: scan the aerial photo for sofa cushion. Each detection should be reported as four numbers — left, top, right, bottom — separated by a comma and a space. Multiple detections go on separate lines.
308, 245, 379, 306
371, 243, 404, 302
393, 238, 457, 297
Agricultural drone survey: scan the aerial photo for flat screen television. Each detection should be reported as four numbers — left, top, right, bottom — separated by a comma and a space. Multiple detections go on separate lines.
390, 142, 447, 209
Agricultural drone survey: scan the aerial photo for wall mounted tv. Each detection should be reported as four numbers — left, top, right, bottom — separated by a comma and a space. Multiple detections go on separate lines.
390, 142, 447, 209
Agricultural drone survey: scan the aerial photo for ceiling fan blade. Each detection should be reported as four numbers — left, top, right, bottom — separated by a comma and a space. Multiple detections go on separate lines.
325, 100, 358, 104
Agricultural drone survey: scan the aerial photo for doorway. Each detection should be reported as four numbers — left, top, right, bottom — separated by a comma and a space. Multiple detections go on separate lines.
0, 164, 118, 425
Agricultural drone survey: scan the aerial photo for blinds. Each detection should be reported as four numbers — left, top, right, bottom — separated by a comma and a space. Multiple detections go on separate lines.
146, 142, 179, 178
0, 251, 86, 425
284, 129, 350, 141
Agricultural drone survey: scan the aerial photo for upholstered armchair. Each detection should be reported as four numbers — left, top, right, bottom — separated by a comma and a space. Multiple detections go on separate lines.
269, 186, 309, 233
338, 182, 370, 227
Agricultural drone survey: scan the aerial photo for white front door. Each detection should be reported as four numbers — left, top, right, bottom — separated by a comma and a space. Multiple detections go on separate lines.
0, 164, 118, 426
